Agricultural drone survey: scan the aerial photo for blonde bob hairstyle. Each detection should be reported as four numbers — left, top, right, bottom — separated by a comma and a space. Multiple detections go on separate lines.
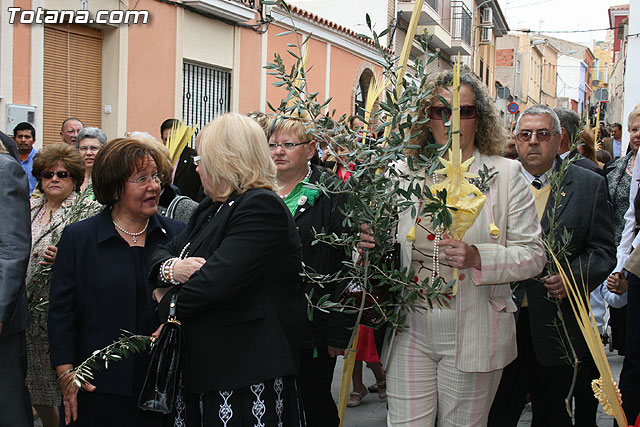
268, 113, 315, 144
628, 105, 640, 130
197, 113, 277, 199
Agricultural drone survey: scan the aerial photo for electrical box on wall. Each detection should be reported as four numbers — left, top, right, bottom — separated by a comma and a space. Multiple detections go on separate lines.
7, 104, 36, 135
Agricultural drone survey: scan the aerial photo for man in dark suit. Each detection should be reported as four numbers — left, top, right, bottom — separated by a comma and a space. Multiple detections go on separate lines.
160, 118, 202, 201
554, 107, 605, 177
602, 122, 623, 159
0, 135, 33, 427
488, 105, 616, 426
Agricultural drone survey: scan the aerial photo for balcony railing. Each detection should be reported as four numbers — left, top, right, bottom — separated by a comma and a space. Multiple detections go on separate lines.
451, 1, 472, 46
426, 0, 439, 13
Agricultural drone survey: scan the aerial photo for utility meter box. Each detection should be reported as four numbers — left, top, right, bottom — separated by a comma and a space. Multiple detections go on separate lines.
7, 104, 36, 135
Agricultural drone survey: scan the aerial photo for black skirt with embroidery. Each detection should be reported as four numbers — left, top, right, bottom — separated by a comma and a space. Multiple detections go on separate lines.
167, 375, 306, 427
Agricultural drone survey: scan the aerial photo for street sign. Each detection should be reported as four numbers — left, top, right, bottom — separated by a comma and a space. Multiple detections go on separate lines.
507, 102, 519, 114
496, 86, 511, 99
594, 88, 609, 102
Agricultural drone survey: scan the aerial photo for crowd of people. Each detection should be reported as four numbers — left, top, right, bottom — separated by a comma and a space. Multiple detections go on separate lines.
0, 66, 639, 427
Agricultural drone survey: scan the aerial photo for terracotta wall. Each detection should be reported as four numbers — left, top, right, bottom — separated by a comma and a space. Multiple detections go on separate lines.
329, 45, 368, 117
265, 25, 308, 111
237, 27, 262, 114
126, 0, 176, 138
263, 24, 376, 118
13, 0, 31, 105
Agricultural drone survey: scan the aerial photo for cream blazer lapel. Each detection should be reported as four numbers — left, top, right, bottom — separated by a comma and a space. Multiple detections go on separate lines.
383, 151, 545, 373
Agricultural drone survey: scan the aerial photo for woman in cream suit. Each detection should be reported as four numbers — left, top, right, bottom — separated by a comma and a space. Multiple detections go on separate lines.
367, 68, 546, 426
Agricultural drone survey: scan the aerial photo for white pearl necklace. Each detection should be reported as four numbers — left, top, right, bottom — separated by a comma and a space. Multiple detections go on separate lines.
430, 171, 443, 283
278, 165, 312, 199
113, 218, 149, 243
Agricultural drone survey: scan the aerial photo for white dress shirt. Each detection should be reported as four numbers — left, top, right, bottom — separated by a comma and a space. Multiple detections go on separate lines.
613, 138, 622, 159
615, 149, 640, 272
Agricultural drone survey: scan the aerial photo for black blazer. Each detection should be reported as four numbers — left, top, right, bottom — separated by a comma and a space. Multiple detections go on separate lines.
295, 166, 352, 349
567, 148, 605, 177
173, 146, 202, 201
150, 189, 305, 393
513, 162, 616, 365
48, 208, 185, 396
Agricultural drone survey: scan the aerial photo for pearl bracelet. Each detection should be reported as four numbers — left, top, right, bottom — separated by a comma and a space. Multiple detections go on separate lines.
160, 258, 180, 286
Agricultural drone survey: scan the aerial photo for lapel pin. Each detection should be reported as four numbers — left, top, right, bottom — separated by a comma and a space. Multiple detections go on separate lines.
298, 196, 308, 206
561, 191, 566, 197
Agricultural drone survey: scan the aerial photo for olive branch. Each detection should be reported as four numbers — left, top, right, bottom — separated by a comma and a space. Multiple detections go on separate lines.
265, 0, 457, 331
61, 331, 152, 390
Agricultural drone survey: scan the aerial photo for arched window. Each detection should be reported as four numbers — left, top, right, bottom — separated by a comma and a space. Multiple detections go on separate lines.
354, 69, 374, 117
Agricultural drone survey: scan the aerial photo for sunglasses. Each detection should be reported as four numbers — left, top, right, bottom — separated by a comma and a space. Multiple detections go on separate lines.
516, 130, 554, 143
41, 171, 70, 179
429, 105, 477, 120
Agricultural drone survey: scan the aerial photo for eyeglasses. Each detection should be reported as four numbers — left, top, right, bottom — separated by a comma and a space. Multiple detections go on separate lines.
78, 146, 100, 152
429, 105, 478, 120
192, 155, 201, 166
268, 141, 311, 151
41, 171, 70, 179
516, 130, 555, 142
127, 173, 162, 187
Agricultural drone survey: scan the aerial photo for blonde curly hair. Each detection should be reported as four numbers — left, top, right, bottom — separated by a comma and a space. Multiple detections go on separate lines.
410, 66, 507, 156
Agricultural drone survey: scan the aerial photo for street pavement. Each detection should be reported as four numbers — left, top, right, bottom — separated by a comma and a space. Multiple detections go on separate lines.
332, 349, 624, 427
34, 349, 624, 426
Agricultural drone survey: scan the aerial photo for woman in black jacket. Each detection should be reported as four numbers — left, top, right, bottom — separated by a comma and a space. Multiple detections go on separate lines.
48, 139, 185, 426
269, 115, 352, 426
151, 113, 305, 426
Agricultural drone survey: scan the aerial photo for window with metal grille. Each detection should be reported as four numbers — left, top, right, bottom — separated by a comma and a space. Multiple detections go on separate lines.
182, 62, 231, 146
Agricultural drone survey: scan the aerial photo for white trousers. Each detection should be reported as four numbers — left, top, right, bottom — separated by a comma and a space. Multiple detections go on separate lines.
386, 308, 503, 427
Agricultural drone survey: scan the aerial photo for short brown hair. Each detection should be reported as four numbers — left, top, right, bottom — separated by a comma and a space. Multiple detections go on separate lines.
32, 143, 85, 192
125, 133, 173, 187
92, 138, 164, 206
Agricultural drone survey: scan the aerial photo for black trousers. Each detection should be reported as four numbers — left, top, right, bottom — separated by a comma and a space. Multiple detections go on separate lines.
609, 305, 627, 355
620, 272, 640, 423
0, 331, 33, 427
488, 308, 598, 427
298, 346, 340, 427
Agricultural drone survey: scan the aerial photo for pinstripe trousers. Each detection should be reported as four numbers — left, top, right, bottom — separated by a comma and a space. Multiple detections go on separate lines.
386, 307, 503, 427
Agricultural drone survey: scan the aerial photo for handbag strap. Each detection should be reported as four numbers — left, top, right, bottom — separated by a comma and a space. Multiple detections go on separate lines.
167, 289, 181, 325
166, 195, 190, 219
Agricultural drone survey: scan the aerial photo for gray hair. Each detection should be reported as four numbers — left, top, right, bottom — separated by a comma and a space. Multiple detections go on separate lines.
126, 131, 160, 144
515, 105, 561, 135
76, 127, 107, 149
553, 107, 580, 140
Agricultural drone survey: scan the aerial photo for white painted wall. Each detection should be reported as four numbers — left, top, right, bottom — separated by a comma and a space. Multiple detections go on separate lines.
286, 0, 390, 44
556, 55, 582, 110
622, 0, 640, 154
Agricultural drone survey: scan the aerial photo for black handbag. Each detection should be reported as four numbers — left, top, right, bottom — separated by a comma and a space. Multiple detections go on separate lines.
138, 290, 185, 414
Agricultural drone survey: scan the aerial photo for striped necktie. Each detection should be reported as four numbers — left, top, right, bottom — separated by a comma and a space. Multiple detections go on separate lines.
532, 178, 542, 189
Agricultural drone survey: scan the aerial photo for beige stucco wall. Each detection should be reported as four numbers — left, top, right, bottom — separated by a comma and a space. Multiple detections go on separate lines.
182, 10, 234, 70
